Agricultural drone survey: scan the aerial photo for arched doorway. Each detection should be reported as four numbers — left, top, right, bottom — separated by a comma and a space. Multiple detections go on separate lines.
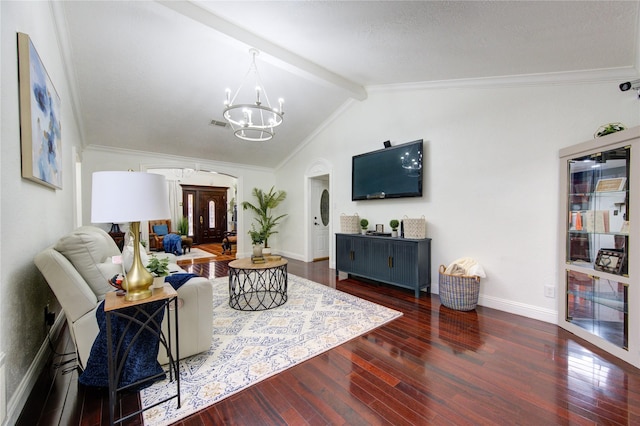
146, 168, 238, 245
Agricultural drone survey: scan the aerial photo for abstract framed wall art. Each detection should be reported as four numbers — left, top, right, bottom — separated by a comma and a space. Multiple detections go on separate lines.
17, 32, 62, 189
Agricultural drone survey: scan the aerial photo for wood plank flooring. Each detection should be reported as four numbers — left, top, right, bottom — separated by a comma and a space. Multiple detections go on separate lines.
18, 248, 640, 425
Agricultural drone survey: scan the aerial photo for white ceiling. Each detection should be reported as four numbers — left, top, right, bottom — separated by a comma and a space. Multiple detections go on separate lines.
56, 1, 640, 168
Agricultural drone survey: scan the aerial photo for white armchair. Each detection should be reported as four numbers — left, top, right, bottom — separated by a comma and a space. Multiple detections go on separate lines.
34, 226, 213, 368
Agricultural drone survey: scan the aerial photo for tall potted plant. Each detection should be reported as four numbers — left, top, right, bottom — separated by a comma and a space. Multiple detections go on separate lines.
177, 216, 189, 236
242, 186, 287, 250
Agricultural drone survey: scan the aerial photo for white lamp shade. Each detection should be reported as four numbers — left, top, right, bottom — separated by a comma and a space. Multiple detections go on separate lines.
91, 171, 171, 223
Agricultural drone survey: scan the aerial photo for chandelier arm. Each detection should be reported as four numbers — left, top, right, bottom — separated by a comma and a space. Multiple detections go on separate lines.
228, 66, 254, 105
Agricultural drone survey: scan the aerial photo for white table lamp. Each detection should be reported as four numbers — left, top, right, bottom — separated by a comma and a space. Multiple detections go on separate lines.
91, 171, 170, 301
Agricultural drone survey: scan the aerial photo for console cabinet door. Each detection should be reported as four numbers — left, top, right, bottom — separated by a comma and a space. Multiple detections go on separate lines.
365, 238, 392, 279
336, 234, 372, 276
350, 236, 370, 275
335, 234, 352, 272
389, 241, 418, 287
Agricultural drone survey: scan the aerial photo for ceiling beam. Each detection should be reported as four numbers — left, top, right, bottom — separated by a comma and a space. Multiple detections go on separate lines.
157, 0, 367, 101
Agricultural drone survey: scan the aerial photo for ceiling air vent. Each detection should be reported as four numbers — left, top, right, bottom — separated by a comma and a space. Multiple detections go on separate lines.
209, 119, 228, 128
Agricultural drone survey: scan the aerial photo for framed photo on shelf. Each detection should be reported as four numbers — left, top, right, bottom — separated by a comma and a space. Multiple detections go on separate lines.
594, 249, 626, 275
595, 177, 626, 192
17, 32, 62, 189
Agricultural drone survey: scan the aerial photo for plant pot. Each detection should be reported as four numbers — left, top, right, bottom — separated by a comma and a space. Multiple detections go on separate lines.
252, 244, 264, 257
361, 229, 367, 235
391, 230, 398, 237
262, 247, 272, 256
153, 276, 165, 288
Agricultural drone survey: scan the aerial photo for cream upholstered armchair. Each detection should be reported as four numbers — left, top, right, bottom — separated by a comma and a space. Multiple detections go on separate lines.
34, 226, 213, 368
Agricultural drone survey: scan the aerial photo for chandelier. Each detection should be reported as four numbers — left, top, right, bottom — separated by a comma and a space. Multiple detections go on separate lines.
401, 147, 422, 171
223, 48, 284, 142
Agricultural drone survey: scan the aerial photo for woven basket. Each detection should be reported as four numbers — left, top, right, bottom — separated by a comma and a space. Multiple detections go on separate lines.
403, 216, 426, 239
340, 213, 360, 234
438, 265, 481, 311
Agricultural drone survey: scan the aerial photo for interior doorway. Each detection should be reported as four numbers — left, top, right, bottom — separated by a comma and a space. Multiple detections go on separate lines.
309, 175, 330, 261
181, 185, 227, 244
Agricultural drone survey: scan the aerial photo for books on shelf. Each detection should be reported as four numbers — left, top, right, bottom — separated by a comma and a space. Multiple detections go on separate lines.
569, 210, 631, 233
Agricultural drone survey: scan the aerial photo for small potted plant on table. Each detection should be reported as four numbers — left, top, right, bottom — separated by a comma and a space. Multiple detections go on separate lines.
390, 219, 400, 237
248, 225, 266, 258
147, 255, 170, 287
360, 218, 369, 235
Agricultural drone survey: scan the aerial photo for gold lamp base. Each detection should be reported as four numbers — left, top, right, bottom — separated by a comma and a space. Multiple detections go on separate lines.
123, 221, 154, 301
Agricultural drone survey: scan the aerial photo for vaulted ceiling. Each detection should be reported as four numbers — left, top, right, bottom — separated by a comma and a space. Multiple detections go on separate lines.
56, 1, 640, 168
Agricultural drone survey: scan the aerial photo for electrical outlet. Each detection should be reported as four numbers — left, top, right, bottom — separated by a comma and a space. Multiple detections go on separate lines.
44, 305, 55, 326
544, 285, 556, 298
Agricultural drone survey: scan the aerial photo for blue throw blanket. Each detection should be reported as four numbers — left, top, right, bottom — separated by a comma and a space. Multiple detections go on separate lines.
163, 233, 183, 256
79, 274, 198, 389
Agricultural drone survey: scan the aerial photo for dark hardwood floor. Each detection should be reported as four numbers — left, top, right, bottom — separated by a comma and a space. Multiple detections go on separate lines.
19, 249, 640, 425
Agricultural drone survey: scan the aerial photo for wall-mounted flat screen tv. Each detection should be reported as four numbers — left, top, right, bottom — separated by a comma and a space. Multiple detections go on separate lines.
352, 139, 423, 201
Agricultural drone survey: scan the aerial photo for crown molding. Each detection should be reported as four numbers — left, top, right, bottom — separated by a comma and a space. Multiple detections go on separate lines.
83, 145, 274, 174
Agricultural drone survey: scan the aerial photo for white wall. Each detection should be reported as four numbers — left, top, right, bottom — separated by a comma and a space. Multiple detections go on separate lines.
1, 2, 84, 423
81, 146, 275, 257
276, 80, 640, 322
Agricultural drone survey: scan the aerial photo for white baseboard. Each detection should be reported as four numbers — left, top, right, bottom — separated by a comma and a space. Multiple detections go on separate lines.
476, 294, 557, 324
5, 313, 66, 426
328, 262, 557, 325
277, 250, 304, 262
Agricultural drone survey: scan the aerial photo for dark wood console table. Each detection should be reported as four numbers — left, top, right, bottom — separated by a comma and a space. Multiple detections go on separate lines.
336, 233, 431, 297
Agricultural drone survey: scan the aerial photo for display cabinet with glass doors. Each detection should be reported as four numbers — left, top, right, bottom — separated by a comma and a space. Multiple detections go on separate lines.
559, 126, 639, 367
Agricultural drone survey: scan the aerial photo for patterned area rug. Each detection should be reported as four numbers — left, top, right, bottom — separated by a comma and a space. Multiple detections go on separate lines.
141, 274, 402, 425
175, 247, 215, 261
